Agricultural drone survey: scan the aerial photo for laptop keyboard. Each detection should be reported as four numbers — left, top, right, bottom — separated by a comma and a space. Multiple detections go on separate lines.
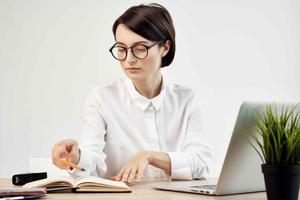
190, 184, 216, 190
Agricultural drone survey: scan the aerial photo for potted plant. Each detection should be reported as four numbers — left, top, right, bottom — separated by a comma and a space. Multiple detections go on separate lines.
250, 104, 300, 200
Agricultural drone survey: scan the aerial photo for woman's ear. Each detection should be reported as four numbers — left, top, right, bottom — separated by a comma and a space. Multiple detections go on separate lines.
162, 40, 171, 57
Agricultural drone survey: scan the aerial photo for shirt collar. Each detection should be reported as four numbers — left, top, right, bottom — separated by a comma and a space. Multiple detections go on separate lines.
124, 76, 166, 111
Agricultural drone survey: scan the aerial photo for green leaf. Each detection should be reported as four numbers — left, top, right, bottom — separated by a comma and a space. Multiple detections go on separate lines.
249, 104, 300, 165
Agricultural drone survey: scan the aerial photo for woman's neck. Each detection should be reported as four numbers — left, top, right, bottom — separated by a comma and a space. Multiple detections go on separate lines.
132, 75, 162, 99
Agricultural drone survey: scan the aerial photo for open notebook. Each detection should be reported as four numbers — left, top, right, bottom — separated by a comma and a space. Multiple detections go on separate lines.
22, 176, 131, 193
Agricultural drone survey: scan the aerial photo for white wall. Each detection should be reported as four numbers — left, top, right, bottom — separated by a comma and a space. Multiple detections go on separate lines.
0, 0, 299, 178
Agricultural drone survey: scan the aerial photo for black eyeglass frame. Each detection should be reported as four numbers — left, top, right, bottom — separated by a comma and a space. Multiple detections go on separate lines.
109, 42, 161, 61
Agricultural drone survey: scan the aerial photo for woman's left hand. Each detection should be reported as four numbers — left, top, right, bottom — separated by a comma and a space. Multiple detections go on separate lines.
112, 151, 151, 184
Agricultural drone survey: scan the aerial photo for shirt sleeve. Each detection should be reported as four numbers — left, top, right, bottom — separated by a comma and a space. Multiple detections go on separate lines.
70, 88, 108, 177
167, 92, 213, 180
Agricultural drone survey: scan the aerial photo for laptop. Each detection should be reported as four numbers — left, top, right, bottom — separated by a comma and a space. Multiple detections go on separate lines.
153, 102, 292, 195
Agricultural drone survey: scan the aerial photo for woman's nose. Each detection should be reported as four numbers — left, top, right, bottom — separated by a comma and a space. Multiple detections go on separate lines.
126, 49, 137, 64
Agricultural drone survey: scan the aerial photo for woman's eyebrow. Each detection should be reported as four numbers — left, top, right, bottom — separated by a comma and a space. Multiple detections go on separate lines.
115, 41, 150, 46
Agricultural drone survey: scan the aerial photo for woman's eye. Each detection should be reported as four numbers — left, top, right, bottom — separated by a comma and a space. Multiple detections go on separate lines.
133, 46, 146, 51
117, 48, 126, 53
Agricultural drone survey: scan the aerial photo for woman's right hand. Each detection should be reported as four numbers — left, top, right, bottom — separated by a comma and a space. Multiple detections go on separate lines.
51, 139, 80, 169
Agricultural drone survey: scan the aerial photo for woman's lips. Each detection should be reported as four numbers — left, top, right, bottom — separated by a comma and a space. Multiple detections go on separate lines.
126, 68, 141, 73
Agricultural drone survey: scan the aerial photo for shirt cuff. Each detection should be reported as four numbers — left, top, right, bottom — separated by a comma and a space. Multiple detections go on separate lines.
167, 152, 192, 180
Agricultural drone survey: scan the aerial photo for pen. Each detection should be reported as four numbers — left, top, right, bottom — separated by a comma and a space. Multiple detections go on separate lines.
62, 160, 85, 171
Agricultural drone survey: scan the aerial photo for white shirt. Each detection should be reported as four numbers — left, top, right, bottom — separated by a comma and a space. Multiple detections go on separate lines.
74, 77, 212, 180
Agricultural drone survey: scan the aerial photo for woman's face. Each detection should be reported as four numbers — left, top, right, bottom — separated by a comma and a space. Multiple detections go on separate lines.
115, 24, 169, 82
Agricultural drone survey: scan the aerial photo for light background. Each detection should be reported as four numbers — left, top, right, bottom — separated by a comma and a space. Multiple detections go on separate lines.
0, 0, 299, 178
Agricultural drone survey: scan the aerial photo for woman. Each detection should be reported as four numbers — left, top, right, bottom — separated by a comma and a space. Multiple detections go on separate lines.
52, 3, 212, 184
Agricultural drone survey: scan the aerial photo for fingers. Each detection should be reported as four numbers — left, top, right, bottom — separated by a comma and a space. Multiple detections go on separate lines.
51, 139, 79, 169
121, 167, 131, 182
118, 167, 135, 183
109, 176, 118, 180
136, 165, 144, 182
115, 166, 125, 181
64, 139, 77, 154
52, 143, 66, 169
65, 141, 80, 164
127, 166, 137, 183
114, 164, 145, 184
113, 151, 150, 184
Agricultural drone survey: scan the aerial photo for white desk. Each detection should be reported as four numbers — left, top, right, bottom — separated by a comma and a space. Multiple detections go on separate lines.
0, 178, 274, 200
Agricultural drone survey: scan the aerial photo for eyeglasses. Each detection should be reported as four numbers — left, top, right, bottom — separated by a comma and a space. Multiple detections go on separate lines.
109, 42, 160, 61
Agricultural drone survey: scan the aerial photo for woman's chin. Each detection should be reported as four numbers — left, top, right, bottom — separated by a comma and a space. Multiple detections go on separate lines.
126, 73, 144, 81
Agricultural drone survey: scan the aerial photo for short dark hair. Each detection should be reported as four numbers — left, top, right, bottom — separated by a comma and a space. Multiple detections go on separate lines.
112, 3, 176, 68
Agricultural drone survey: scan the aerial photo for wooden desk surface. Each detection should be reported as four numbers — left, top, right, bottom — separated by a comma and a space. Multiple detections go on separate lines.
0, 178, 269, 200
